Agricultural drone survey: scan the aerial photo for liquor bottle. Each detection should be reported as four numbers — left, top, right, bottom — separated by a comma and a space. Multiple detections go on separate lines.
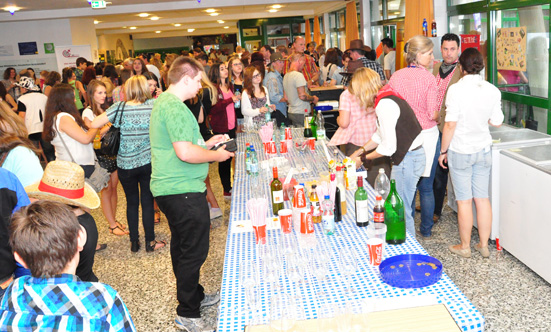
431, 20, 437, 37
310, 184, 321, 224
373, 195, 384, 223
336, 165, 347, 215
422, 18, 428, 37
322, 195, 335, 235
309, 110, 318, 140
270, 167, 284, 215
331, 173, 342, 222
374, 168, 390, 200
249, 146, 259, 176
303, 111, 312, 138
245, 143, 251, 175
384, 179, 406, 244
355, 176, 368, 227
316, 110, 326, 140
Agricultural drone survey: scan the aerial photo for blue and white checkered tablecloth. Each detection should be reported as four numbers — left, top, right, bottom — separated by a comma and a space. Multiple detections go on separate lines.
217, 129, 484, 332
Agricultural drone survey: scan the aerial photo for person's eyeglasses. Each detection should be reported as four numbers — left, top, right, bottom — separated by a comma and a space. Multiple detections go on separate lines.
233, 63, 243, 66
253, 73, 261, 79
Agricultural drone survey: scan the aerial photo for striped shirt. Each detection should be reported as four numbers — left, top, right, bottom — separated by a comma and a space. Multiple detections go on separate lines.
388, 66, 438, 130
106, 99, 154, 170
283, 53, 319, 82
0, 274, 136, 331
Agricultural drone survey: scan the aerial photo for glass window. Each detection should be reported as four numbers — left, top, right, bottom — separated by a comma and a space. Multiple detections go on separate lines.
449, 13, 488, 77
292, 23, 305, 34
329, 13, 336, 29
386, 0, 405, 19
450, 0, 483, 5
371, 0, 384, 21
371, 25, 385, 50
338, 11, 345, 28
267, 24, 290, 35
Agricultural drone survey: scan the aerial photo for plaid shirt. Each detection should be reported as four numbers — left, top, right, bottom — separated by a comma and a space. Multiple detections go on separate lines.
0, 274, 136, 331
388, 66, 438, 130
435, 62, 459, 111
341, 57, 386, 86
283, 53, 319, 82
329, 89, 377, 147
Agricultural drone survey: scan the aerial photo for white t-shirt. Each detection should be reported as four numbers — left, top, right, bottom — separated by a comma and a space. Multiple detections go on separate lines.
51, 113, 95, 166
18, 91, 48, 135
384, 50, 396, 76
82, 107, 95, 122
283, 71, 311, 114
445, 74, 504, 154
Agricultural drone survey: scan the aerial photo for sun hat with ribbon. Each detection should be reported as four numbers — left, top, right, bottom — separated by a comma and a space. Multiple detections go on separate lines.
15, 76, 40, 92
25, 160, 100, 210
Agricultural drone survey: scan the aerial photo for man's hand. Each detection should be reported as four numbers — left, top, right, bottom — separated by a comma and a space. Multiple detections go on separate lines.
205, 134, 227, 149
438, 154, 448, 169
214, 145, 235, 162
312, 95, 319, 104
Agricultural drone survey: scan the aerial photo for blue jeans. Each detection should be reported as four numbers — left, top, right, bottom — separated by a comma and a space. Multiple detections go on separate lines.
391, 147, 425, 238
433, 132, 448, 216
415, 136, 441, 237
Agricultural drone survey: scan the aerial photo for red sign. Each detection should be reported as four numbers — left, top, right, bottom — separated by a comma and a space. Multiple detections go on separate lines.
460, 34, 481, 52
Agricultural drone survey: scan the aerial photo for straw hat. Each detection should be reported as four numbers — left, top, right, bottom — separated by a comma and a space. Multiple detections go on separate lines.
25, 160, 100, 210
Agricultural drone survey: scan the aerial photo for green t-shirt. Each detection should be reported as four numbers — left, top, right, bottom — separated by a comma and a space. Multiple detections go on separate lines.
150, 92, 208, 196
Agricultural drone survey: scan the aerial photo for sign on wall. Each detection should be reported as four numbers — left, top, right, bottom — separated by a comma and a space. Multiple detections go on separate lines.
54, 45, 92, 72
460, 34, 481, 52
496, 27, 527, 71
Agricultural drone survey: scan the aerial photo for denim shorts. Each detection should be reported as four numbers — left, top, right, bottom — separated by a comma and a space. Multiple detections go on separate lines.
448, 148, 492, 201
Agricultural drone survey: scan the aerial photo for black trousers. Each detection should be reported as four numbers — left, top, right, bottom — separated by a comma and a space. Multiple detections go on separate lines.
156, 191, 210, 318
76, 212, 98, 282
28, 132, 55, 162
213, 128, 236, 193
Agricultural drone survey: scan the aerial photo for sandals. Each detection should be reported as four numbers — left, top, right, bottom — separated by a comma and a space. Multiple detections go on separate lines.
109, 225, 129, 236
146, 240, 166, 252
96, 243, 108, 252
116, 221, 127, 230
154, 209, 161, 224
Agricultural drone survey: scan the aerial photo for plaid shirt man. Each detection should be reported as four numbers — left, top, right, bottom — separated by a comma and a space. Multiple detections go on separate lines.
0, 274, 136, 331
341, 56, 385, 86
283, 53, 319, 83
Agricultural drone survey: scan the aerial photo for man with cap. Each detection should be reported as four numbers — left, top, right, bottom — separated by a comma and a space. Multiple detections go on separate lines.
264, 52, 288, 123
15, 76, 55, 162
342, 39, 386, 86
284, 36, 319, 88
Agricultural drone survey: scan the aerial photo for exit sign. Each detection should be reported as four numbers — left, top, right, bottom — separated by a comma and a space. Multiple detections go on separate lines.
91, 1, 106, 9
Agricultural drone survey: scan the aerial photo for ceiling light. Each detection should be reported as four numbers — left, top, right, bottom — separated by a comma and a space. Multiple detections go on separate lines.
268, 9, 278, 13
156, 31, 161, 34
206, 8, 216, 13
94, 20, 100, 24
272, 4, 282, 9
3, 6, 20, 15
224, 26, 229, 29
217, 20, 225, 24
138, 13, 149, 17
129, 27, 137, 30
150, 16, 160, 21
174, 23, 181, 27
209, 13, 219, 16
188, 28, 195, 32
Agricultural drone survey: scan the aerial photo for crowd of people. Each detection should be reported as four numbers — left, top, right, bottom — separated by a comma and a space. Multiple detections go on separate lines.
0, 32, 503, 331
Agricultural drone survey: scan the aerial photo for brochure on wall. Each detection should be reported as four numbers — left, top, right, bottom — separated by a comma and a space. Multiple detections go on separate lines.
496, 27, 527, 71
54, 45, 92, 72
18, 42, 38, 55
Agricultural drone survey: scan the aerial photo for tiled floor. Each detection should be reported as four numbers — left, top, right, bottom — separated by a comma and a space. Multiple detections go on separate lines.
90, 164, 551, 331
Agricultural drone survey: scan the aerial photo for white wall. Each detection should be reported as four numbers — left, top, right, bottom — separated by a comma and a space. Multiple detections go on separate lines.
70, 18, 99, 62
434, 0, 449, 37
0, 19, 72, 75
133, 36, 193, 51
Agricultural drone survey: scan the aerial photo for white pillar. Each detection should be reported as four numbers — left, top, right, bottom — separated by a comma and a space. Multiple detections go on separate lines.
360, 0, 372, 46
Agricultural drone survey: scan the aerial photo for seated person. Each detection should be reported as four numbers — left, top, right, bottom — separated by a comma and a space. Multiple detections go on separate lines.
0, 200, 136, 331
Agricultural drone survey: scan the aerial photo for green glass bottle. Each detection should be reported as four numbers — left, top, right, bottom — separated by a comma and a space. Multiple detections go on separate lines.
309, 109, 318, 140
384, 179, 406, 244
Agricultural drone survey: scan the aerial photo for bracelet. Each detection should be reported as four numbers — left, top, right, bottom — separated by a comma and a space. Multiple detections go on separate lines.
359, 147, 366, 154
440, 150, 448, 155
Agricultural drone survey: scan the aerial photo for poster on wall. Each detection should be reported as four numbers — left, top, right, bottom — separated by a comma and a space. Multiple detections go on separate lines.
18, 42, 39, 55
460, 35, 481, 52
54, 45, 92, 72
0, 45, 14, 57
0, 57, 58, 77
496, 27, 527, 71
44, 43, 55, 54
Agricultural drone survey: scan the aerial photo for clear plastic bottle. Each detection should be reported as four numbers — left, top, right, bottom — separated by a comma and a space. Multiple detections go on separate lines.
322, 195, 335, 235
245, 143, 251, 175
249, 147, 259, 176
234, 90, 241, 108
316, 111, 326, 140
374, 168, 390, 200
280, 123, 286, 141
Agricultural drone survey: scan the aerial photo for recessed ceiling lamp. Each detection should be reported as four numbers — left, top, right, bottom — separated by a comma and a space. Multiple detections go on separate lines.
150, 16, 160, 21
272, 4, 282, 9
94, 20, 100, 24
205, 8, 216, 13
209, 13, 219, 16
268, 9, 278, 13
156, 31, 161, 33
174, 23, 181, 27
138, 13, 149, 17
3, 6, 20, 15
188, 28, 195, 32
224, 26, 229, 29
129, 27, 137, 30
217, 20, 225, 24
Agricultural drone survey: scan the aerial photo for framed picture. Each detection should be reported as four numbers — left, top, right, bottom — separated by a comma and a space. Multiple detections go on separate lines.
243, 27, 260, 37
18, 42, 38, 55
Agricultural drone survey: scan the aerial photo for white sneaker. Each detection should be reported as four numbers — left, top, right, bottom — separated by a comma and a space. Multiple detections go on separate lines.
210, 208, 222, 220
175, 316, 212, 332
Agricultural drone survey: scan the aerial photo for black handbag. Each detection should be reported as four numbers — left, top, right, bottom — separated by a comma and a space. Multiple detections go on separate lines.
97, 102, 125, 156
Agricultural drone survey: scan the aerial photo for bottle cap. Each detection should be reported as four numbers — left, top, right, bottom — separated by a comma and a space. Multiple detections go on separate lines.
330, 173, 336, 181
324, 195, 330, 200
376, 195, 382, 200
379, 168, 384, 173
312, 184, 317, 189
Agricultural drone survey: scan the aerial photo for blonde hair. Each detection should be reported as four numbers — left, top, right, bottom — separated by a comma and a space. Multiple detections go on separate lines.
201, 71, 217, 105
0, 101, 27, 137
124, 75, 152, 103
348, 68, 382, 109
405, 35, 434, 66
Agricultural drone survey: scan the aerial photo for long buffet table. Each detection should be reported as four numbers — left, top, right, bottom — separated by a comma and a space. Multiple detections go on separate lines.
216, 129, 484, 332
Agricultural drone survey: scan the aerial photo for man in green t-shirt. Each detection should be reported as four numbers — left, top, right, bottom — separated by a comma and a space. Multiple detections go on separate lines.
150, 56, 233, 332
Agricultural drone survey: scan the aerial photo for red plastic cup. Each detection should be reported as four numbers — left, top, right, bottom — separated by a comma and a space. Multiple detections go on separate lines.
367, 238, 384, 266
285, 127, 292, 140
299, 208, 314, 234
278, 209, 292, 234
270, 141, 277, 154
280, 140, 288, 154
253, 225, 267, 244
263, 142, 270, 153
308, 137, 316, 151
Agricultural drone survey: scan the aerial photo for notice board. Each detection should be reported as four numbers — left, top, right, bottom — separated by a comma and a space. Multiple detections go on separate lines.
496, 27, 527, 71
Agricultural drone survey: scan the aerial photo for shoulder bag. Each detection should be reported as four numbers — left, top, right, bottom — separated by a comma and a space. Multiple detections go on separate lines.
97, 102, 125, 156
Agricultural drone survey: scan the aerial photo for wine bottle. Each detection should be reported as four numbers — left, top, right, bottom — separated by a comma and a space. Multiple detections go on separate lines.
303, 110, 312, 138
309, 109, 318, 140
331, 173, 342, 222
270, 167, 284, 215
384, 179, 406, 244
355, 176, 368, 227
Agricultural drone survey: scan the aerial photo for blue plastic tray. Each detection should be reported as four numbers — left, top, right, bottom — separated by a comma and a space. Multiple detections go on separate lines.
379, 254, 443, 289
314, 105, 333, 112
